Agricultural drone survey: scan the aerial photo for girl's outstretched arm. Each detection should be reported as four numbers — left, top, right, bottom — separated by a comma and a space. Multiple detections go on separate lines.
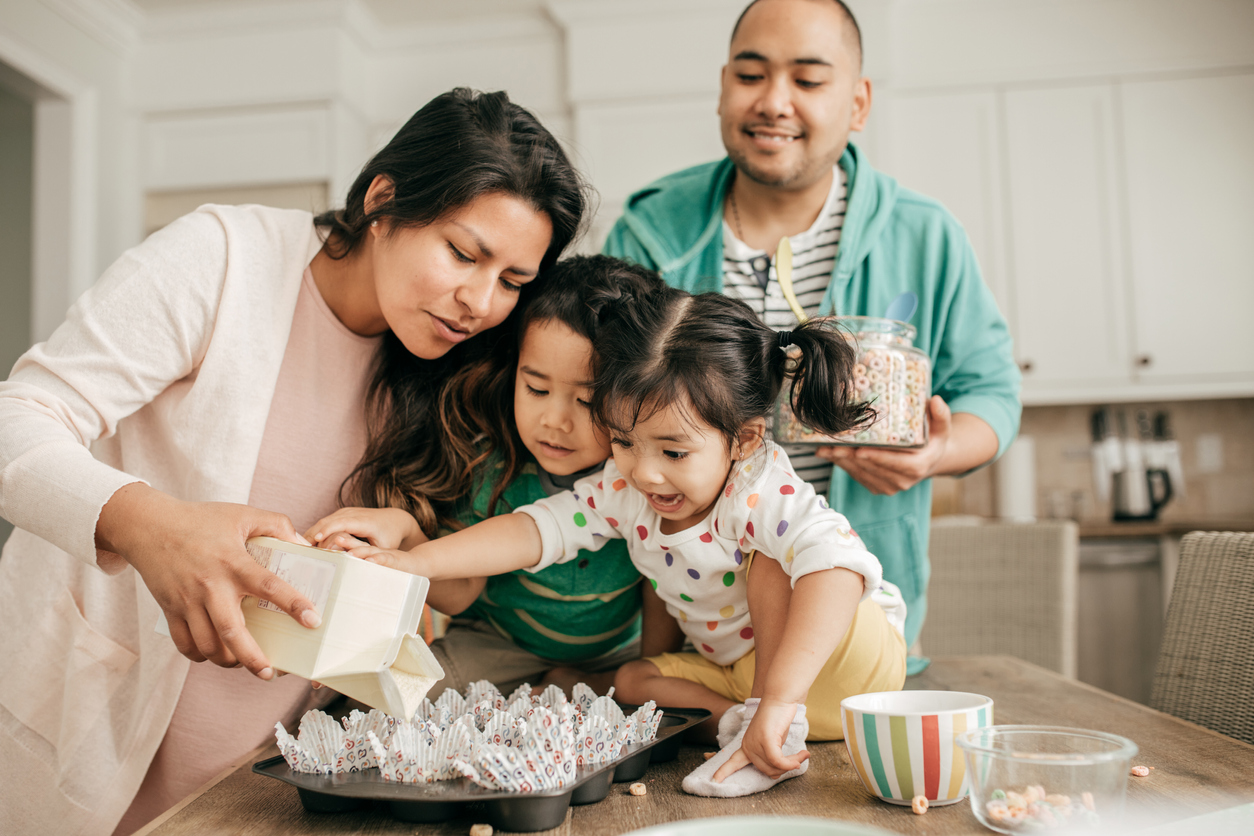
347, 513, 545, 580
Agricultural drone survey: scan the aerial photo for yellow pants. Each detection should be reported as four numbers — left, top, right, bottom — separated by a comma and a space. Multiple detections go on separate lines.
646, 597, 907, 741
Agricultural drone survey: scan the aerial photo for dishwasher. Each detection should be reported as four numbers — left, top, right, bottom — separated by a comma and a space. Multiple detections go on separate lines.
1077, 537, 1164, 704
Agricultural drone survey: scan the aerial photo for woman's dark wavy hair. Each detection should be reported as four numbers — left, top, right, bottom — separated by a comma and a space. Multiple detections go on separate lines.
591, 289, 873, 450
326, 88, 591, 535
433, 255, 668, 521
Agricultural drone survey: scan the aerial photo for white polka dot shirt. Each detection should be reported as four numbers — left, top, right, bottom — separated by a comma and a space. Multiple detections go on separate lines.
517, 444, 898, 666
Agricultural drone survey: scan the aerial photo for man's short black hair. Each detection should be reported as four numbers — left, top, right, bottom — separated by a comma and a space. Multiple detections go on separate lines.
730, 0, 863, 71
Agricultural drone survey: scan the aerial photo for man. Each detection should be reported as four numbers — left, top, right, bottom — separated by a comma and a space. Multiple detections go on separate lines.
604, 0, 1021, 672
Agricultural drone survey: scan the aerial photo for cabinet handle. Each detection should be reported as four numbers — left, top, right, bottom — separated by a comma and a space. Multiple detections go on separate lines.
1018, 360, 1034, 373
1136, 355, 1152, 368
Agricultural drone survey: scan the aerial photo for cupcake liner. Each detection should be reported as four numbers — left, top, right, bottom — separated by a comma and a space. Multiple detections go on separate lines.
411, 697, 436, 723
536, 683, 567, 709
466, 680, 506, 710
275, 722, 335, 776
434, 688, 467, 719
480, 713, 528, 749
572, 682, 599, 714
371, 720, 475, 783
505, 682, 535, 707
273, 681, 663, 790
573, 714, 619, 769
506, 692, 536, 719
472, 698, 500, 731
628, 701, 663, 744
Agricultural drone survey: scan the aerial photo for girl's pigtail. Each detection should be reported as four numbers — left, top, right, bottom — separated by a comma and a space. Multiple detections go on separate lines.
784, 320, 875, 437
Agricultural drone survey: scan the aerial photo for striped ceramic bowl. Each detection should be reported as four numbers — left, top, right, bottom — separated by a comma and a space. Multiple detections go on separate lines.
841, 690, 994, 806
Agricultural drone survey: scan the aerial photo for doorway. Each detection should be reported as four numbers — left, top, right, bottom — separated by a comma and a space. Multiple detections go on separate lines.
0, 60, 37, 549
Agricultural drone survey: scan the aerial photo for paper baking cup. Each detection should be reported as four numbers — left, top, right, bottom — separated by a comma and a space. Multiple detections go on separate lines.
841, 690, 993, 806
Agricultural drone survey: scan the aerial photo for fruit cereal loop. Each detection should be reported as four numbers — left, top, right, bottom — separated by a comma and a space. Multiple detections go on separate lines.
911, 795, 929, 814
629, 782, 647, 796
1130, 765, 1151, 777
470, 825, 493, 836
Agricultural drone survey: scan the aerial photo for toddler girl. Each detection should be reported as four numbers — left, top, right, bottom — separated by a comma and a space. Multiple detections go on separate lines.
345, 289, 908, 797
309, 255, 667, 697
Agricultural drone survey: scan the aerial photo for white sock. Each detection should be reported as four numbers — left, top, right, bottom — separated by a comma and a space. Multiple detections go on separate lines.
681, 699, 809, 798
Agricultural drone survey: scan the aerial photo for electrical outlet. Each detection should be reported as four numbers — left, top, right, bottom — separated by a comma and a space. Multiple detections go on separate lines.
1196, 434, 1224, 474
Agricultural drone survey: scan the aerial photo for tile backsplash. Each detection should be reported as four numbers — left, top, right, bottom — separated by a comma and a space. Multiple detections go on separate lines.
932, 398, 1254, 522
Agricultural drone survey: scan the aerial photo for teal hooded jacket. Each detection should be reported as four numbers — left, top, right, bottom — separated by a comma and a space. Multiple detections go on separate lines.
603, 143, 1022, 661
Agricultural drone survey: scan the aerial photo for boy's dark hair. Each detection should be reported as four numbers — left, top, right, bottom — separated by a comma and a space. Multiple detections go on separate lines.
338, 88, 591, 535
591, 288, 872, 450
432, 255, 667, 522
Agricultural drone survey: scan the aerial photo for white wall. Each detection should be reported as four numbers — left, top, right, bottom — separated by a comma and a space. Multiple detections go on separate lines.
4, 0, 1253, 333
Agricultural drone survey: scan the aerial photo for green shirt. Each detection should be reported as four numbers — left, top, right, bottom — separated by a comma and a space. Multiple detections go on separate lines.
604, 143, 1022, 657
459, 458, 642, 662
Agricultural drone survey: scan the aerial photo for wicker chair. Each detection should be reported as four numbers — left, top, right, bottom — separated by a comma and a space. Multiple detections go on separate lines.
1149, 531, 1254, 745
921, 520, 1078, 677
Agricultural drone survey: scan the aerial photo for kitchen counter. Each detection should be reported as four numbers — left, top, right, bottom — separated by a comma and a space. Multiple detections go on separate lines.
1078, 518, 1254, 538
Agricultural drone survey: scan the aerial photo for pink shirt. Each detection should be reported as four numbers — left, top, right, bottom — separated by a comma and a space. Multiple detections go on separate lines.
114, 267, 381, 835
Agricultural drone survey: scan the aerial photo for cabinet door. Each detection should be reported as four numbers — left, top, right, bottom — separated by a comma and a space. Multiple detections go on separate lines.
875, 90, 1011, 314
1003, 84, 1133, 397
1119, 72, 1254, 384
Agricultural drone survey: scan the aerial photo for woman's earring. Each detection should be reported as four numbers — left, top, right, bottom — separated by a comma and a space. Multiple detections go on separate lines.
371, 220, 378, 227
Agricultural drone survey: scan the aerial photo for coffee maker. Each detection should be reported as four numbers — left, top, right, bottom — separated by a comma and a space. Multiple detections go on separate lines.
1091, 407, 1177, 521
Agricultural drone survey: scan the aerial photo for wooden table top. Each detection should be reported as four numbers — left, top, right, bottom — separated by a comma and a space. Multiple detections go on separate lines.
136, 656, 1254, 835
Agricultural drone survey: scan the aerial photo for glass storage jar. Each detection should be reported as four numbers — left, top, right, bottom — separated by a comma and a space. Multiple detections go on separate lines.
772, 316, 932, 448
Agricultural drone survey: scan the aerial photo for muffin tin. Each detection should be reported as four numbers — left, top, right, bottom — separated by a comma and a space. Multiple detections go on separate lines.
253, 706, 710, 832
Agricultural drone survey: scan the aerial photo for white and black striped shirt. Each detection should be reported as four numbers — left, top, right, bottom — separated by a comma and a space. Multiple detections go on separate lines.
722, 167, 847, 496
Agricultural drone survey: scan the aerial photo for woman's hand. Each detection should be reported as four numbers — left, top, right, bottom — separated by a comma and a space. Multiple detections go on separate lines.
306, 506, 427, 551
96, 482, 321, 680
713, 700, 809, 782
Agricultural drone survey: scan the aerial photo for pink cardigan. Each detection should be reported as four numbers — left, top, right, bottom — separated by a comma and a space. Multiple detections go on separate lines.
0, 205, 324, 835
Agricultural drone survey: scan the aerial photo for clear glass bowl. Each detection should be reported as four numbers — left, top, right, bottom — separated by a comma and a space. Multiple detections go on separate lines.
771, 316, 931, 448
955, 725, 1138, 833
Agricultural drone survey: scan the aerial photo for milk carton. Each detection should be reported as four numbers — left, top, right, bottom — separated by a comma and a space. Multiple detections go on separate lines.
157, 536, 444, 719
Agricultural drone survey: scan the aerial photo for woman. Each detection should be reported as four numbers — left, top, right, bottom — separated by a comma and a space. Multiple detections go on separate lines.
0, 88, 587, 836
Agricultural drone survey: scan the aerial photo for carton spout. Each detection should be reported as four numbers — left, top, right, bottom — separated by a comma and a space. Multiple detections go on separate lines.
386, 632, 445, 719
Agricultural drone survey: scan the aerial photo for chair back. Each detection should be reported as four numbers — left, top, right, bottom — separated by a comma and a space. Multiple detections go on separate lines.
1150, 531, 1254, 745
923, 520, 1078, 677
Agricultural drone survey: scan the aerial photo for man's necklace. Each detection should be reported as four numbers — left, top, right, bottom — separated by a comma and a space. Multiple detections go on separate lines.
728, 184, 746, 242
727, 182, 773, 319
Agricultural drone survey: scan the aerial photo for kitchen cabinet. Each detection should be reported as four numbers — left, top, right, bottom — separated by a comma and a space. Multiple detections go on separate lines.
874, 69, 1254, 405
1002, 83, 1132, 395
1119, 72, 1254, 385
875, 90, 1011, 315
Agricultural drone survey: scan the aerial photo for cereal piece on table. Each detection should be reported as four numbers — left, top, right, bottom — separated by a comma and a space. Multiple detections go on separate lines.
629, 782, 647, 796
911, 795, 928, 814
470, 825, 493, 836
1131, 765, 1151, 777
